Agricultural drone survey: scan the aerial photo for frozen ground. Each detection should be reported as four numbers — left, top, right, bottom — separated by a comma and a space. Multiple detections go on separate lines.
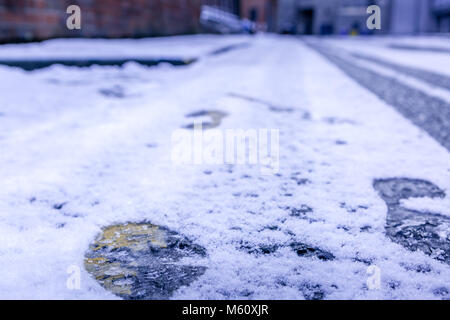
0, 34, 449, 299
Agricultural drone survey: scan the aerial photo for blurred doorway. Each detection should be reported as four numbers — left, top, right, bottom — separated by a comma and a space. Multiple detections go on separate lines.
298, 9, 314, 34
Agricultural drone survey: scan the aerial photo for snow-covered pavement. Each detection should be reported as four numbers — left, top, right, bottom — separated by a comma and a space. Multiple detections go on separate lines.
0, 34, 449, 299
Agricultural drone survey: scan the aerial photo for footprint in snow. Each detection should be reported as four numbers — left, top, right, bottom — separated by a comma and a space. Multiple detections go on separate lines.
373, 178, 449, 265
99, 85, 126, 98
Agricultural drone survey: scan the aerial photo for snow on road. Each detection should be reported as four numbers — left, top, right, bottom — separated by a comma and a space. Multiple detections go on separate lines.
0, 34, 449, 299
324, 36, 450, 77
0, 34, 250, 60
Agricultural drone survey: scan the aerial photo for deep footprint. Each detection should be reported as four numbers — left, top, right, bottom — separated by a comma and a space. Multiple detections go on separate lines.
184, 110, 228, 130
373, 178, 449, 265
85, 222, 207, 299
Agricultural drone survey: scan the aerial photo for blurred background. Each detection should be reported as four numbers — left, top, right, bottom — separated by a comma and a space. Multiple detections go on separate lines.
0, 0, 449, 43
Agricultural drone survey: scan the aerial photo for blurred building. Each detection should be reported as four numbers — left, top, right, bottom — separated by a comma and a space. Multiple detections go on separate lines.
2, 0, 446, 42
391, 0, 450, 33
0, 0, 202, 42
277, 0, 389, 35
277, 0, 450, 35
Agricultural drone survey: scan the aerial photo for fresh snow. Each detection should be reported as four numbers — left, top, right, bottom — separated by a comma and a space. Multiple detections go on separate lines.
0, 34, 449, 300
325, 36, 450, 77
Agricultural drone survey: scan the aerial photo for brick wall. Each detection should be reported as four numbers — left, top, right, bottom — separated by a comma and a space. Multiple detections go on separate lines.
0, 0, 202, 42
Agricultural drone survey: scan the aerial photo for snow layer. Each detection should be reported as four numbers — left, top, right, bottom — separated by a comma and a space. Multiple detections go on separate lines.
401, 198, 450, 218
0, 34, 449, 299
325, 36, 450, 77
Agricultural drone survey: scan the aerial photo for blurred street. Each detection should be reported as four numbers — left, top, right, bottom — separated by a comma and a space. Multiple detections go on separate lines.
0, 34, 449, 299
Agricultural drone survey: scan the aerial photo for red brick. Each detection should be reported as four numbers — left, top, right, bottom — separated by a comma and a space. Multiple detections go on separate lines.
0, 0, 201, 42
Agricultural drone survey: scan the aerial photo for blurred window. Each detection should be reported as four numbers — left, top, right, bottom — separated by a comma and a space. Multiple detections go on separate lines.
249, 8, 258, 22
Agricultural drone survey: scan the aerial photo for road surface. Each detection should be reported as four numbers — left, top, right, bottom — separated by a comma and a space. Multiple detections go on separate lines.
0, 34, 449, 299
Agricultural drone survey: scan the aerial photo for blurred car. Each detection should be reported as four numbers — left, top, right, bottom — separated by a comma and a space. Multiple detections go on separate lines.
200, 5, 245, 34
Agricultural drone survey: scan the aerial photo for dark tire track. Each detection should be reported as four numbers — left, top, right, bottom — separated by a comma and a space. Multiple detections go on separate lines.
305, 41, 450, 152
